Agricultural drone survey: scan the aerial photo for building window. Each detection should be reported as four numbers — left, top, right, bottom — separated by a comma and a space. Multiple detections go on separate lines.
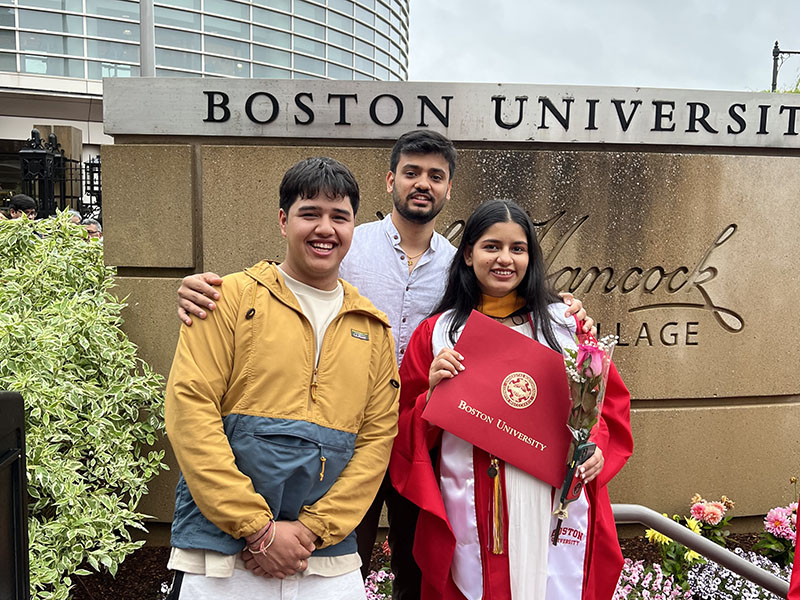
155, 27, 201, 51
204, 14, 249, 39
294, 53, 323, 75
204, 34, 249, 59
0, 51, 16, 71
85, 0, 138, 20
253, 44, 289, 67
329, 0, 353, 16
253, 7, 289, 29
19, 0, 82, 12
87, 18, 139, 42
154, 6, 201, 30
294, 17, 324, 41
87, 38, 138, 62
328, 63, 352, 79
88, 60, 138, 78
252, 63, 288, 77
205, 0, 249, 21
293, 34, 324, 56
19, 10, 84, 34
252, 0, 289, 10
253, 25, 289, 48
205, 54, 249, 76
22, 54, 83, 76
20, 31, 83, 55
155, 0, 201, 10
157, 47, 201, 70
328, 28, 353, 49
0, 29, 14, 50
327, 45, 352, 66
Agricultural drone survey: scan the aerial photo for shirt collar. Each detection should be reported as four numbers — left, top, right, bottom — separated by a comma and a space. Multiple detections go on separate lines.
382, 212, 442, 253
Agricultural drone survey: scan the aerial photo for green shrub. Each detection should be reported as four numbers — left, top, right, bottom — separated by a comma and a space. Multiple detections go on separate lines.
0, 213, 166, 600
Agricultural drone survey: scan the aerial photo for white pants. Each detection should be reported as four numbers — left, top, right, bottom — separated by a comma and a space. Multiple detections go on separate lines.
174, 568, 367, 600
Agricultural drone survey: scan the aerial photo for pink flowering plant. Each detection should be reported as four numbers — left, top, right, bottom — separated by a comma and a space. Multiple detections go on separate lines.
364, 536, 394, 600
612, 559, 691, 600
689, 493, 735, 547
364, 568, 394, 600
753, 501, 797, 567
644, 494, 734, 587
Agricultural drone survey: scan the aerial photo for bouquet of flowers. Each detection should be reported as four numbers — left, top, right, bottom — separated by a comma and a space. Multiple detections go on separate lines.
551, 329, 617, 545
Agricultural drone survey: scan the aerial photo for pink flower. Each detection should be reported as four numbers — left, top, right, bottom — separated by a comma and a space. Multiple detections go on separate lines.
690, 502, 705, 521
703, 503, 724, 525
576, 343, 604, 378
765, 506, 794, 539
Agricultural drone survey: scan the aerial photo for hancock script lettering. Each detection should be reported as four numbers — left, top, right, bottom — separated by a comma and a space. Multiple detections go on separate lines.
539, 212, 743, 334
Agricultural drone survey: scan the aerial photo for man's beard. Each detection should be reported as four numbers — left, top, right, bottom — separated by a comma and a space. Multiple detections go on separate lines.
392, 189, 444, 224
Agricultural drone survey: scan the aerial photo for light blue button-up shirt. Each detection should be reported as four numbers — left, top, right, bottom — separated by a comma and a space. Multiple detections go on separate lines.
339, 214, 457, 364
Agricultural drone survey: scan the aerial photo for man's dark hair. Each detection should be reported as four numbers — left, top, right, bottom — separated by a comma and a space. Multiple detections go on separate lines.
390, 130, 457, 178
279, 157, 360, 215
10, 194, 36, 211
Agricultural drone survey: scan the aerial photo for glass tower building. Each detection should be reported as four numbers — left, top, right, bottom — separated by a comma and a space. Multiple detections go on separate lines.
0, 0, 409, 84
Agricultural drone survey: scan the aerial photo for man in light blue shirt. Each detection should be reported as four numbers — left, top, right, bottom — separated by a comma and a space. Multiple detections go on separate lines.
176, 131, 589, 599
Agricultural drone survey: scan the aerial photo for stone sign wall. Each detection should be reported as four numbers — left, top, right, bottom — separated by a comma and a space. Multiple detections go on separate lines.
103, 79, 800, 527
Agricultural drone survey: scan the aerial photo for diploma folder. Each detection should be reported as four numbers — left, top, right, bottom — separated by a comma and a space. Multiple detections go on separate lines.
422, 310, 572, 488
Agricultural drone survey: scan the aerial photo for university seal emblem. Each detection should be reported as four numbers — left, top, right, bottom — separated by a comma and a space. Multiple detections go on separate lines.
501, 372, 537, 409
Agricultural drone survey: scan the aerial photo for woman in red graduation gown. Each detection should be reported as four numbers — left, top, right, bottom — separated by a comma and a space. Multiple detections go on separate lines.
390, 199, 633, 600
789, 509, 800, 600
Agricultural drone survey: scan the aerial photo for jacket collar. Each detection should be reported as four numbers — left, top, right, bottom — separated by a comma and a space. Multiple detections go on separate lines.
243, 260, 391, 328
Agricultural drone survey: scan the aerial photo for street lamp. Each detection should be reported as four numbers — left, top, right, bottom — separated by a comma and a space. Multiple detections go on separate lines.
771, 40, 800, 92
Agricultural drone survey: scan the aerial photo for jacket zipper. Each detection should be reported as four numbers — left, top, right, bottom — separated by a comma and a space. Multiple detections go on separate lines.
310, 368, 319, 402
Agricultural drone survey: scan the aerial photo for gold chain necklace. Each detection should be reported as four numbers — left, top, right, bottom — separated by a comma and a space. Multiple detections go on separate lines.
403, 249, 426, 267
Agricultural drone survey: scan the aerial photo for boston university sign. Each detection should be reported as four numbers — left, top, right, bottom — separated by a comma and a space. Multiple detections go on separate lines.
102, 78, 800, 516
104, 79, 800, 148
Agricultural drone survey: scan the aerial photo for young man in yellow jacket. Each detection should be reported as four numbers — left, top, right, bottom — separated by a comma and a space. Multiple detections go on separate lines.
164, 157, 399, 599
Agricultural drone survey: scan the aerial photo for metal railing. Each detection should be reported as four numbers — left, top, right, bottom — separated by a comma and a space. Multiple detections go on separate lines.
613, 503, 789, 598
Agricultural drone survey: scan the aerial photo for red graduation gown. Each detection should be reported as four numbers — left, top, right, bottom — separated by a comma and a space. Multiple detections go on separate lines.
789, 500, 800, 600
389, 314, 634, 600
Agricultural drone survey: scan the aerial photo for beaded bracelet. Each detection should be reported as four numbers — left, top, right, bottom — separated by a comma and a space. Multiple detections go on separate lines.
249, 521, 277, 556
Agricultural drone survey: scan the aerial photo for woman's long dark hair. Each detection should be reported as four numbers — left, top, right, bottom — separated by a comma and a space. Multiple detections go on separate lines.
432, 199, 563, 349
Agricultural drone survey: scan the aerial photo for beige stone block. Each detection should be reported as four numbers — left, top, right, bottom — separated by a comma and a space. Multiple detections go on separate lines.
103, 144, 195, 268
114, 276, 183, 522
609, 399, 800, 517
113, 276, 183, 379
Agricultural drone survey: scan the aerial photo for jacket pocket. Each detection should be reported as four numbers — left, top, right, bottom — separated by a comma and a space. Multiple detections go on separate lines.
231, 426, 354, 520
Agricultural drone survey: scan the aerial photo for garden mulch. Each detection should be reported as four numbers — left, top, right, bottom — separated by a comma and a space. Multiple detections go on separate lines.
69, 533, 765, 599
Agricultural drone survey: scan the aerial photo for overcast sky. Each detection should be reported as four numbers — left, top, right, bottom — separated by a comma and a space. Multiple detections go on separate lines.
407, 1, 800, 92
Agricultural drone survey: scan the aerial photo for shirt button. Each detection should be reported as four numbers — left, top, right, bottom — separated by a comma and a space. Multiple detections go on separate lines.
394, 235, 398, 240
400, 348, 405, 354
400, 255, 405, 260
402, 317, 407, 323
405, 286, 409, 291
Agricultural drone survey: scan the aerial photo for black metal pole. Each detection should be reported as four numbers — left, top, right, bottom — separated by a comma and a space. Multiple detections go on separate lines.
773, 41, 780, 92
